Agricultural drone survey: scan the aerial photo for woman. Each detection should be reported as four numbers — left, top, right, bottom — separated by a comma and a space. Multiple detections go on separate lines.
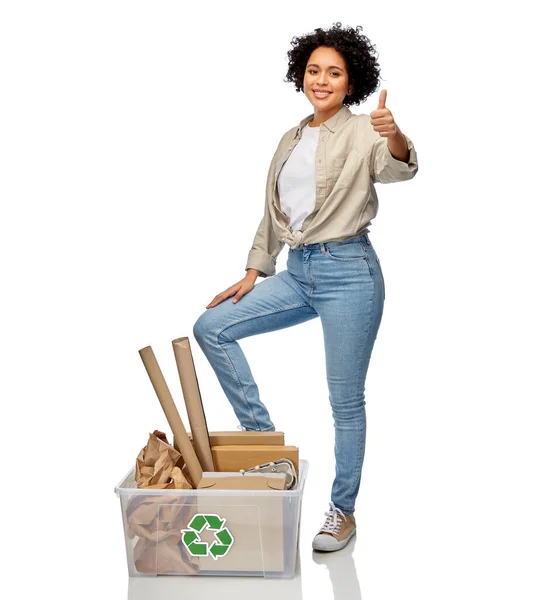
193, 22, 418, 552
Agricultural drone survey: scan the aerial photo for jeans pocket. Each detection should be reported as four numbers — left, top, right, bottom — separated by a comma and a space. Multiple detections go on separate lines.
324, 241, 367, 262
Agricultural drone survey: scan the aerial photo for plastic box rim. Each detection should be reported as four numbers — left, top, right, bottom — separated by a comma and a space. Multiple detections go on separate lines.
114, 458, 309, 497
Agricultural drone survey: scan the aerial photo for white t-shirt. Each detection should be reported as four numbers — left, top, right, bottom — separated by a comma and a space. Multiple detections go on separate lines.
277, 122, 320, 232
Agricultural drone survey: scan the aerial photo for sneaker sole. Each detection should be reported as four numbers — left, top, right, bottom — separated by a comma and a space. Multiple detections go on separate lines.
312, 528, 356, 552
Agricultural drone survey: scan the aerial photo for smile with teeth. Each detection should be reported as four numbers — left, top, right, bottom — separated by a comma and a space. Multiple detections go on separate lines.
313, 89, 332, 98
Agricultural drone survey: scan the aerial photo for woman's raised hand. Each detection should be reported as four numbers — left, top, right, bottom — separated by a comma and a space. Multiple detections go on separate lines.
206, 274, 258, 309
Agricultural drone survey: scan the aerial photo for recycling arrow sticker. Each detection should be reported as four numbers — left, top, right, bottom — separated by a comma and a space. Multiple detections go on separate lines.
181, 513, 235, 560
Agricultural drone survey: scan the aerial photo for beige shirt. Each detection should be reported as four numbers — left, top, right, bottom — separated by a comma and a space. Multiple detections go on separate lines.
245, 104, 419, 278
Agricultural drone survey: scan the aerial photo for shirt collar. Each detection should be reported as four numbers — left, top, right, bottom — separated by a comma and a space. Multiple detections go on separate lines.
294, 105, 352, 139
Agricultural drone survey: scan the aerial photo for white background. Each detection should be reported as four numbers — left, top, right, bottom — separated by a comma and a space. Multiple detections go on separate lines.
1, 1, 543, 599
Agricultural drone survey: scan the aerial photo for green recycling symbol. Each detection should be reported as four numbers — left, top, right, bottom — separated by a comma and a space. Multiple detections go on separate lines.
181, 513, 234, 560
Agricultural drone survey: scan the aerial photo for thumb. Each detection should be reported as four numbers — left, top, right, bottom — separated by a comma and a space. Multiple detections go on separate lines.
377, 89, 387, 109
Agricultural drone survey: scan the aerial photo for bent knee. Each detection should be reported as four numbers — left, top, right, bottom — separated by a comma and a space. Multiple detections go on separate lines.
193, 311, 211, 342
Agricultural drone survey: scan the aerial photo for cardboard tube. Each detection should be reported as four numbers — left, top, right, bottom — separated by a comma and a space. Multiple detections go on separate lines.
138, 346, 203, 487
172, 337, 215, 471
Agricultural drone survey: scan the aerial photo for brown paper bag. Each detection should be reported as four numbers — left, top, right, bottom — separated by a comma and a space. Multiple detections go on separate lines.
136, 430, 192, 490
129, 431, 200, 573
133, 535, 197, 574
126, 494, 200, 574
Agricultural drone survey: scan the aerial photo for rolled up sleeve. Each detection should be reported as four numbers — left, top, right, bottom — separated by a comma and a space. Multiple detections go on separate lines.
245, 151, 285, 278
369, 133, 419, 184
245, 213, 284, 278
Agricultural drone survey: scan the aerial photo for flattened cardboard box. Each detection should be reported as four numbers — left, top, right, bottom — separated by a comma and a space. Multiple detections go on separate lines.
194, 473, 287, 572
198, 473, 287, 490
212, 445, 299, 477
186, 431, 285, 447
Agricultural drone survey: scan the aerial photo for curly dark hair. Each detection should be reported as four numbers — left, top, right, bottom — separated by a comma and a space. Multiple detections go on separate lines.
284, 22, 382, 107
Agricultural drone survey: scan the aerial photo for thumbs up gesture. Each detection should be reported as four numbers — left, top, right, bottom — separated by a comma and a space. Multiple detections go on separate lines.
369, 89, 398, 138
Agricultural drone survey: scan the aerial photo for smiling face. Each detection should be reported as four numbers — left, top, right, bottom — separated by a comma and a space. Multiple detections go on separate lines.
303, 46, 353, 122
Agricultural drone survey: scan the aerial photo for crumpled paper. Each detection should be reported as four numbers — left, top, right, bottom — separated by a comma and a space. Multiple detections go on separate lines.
136, 430, 192, 489
127, 430, 199, 574
126, 493, 200, 574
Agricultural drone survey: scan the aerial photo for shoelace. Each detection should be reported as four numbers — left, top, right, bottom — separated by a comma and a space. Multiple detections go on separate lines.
319, 501, 346, 536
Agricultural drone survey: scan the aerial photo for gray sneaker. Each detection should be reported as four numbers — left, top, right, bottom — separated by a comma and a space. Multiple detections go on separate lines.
312, 502, 356, 552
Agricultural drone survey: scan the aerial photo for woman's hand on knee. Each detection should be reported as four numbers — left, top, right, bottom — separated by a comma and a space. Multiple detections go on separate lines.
206, 277, 256, 309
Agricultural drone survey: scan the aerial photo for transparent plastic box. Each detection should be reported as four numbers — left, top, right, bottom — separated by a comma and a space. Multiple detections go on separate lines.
114, 459, 308, 579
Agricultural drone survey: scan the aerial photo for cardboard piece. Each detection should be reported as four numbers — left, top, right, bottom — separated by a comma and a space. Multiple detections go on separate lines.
195, 488, 285, 573
138, 345, 203, 487
197, 473, 287, 491
187, 430, 285, 446
212, 445, 299, 476
172, 337, 215, 472
136, 430, 192, 489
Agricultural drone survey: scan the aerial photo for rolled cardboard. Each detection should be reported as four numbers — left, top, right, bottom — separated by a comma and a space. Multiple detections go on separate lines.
172, 336, 215, 471
138, 346, 203, 487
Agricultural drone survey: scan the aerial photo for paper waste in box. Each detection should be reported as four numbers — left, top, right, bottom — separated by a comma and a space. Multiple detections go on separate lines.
115, 459, 308, 578
186, 430, 286, 447
197, 473, 287, 491
176, 470, 290, 573
188, 470, 289, 573
135, 430, 192, 490
212, 445, 299, 477
172, 337, 215, 471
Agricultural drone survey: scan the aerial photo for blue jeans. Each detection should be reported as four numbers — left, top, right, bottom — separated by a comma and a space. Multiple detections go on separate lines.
192, 233, 385, 515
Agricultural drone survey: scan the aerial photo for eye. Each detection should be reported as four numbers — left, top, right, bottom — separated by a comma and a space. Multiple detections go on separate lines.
308, 69, 341, 76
